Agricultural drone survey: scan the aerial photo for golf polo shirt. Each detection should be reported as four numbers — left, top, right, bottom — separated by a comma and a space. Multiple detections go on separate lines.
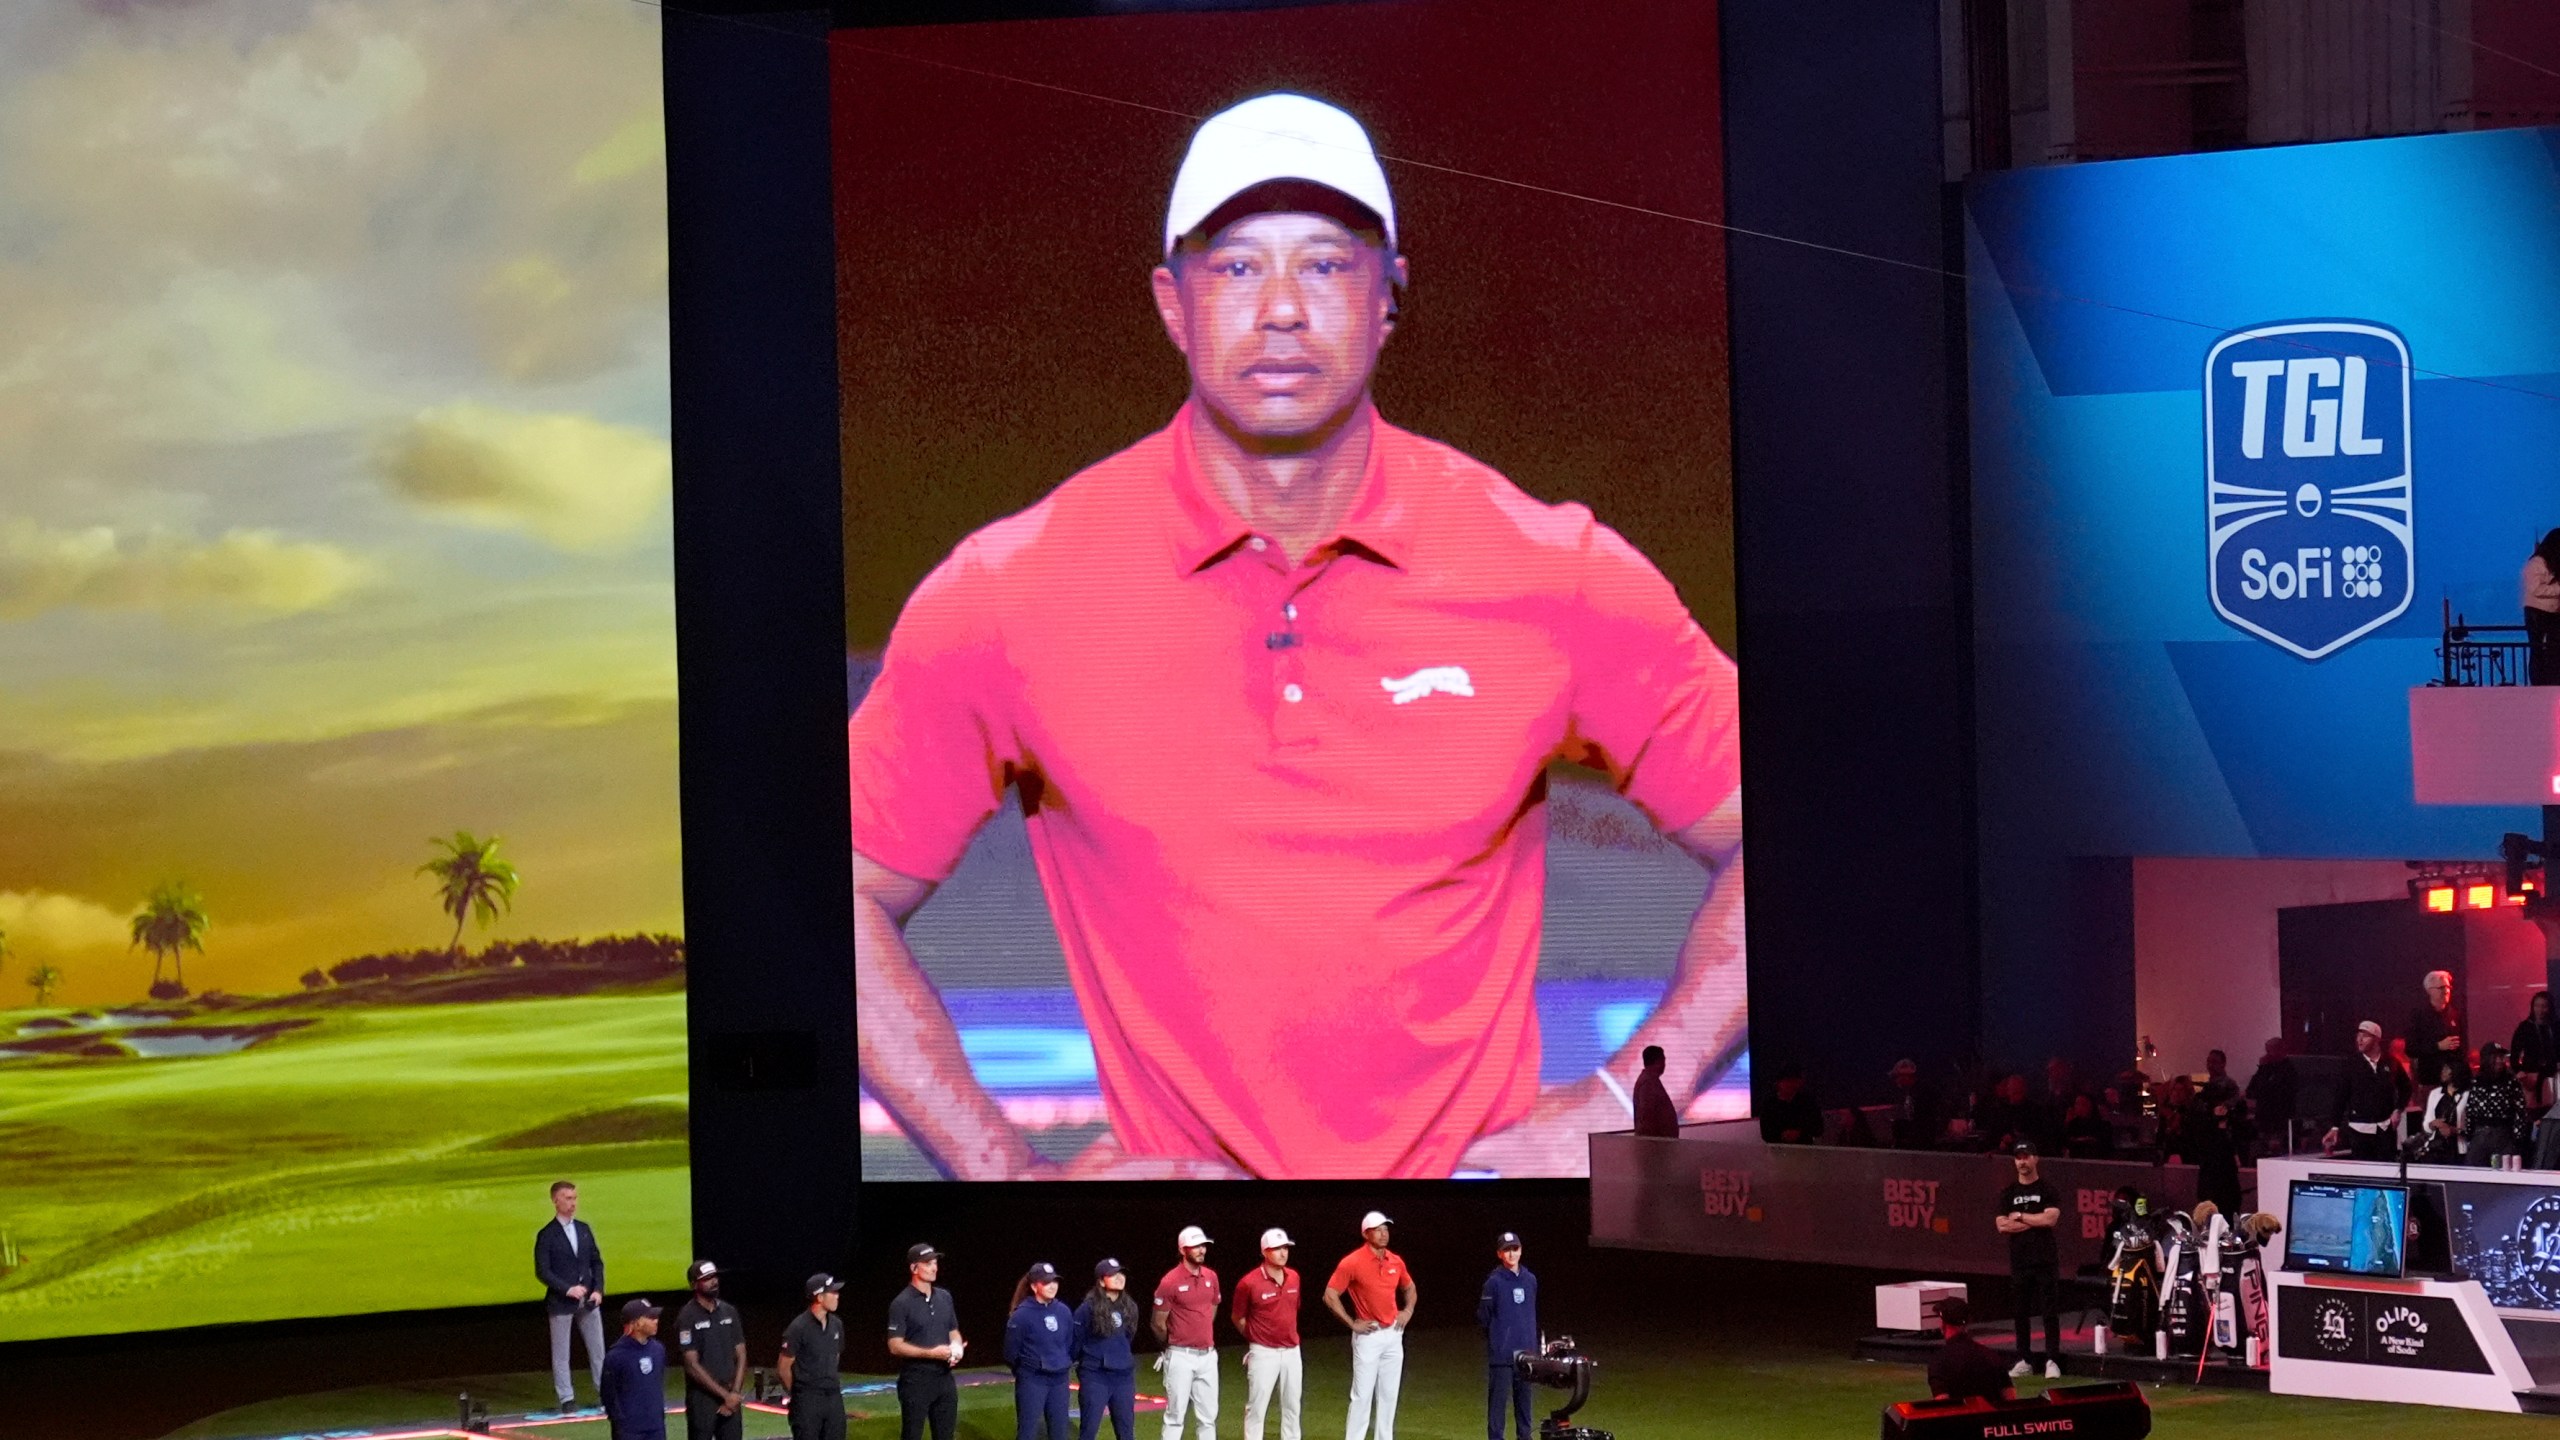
673, 1296, 744, 1391
849, 402, 1741, 1178
1328, 1246, 1410, 1326
1153, 1263, 1221, 1349
1231, 1266, 1303, 1348
887, 1284, 957, 1373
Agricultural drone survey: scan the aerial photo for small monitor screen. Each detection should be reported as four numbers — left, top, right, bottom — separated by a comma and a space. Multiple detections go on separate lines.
2287, 1180, 2410, 1278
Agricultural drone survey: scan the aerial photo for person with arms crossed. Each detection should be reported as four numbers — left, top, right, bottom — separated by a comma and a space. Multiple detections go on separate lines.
534, 1179, 607, 1412
600, 1299, 668, 1440
1995, 1144, 2063, 1380
1231, 1228, 1304, 1440
674, 1260, 748, 1440
1478, 1233, 1538, 1440
886, 1246, 963, 1440
1151, 1225, 1221, 1440
1925, 1298, 2014, 1403
1007, 1262, 1076, 1440
1325, 1212, 1416, 1440
1073, 1259, 1141, 1440
2324, 1020, 2408, 1161
848, 91, 1744, 1182
2409, 970, 2468, 1092
782, 1273, 848, 1440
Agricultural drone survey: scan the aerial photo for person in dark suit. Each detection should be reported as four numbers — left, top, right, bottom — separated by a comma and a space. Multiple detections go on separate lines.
537, 1178, 609, 1411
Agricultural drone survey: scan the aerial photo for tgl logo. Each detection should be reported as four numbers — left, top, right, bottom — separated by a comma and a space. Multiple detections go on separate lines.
2204, 322, 2414, 660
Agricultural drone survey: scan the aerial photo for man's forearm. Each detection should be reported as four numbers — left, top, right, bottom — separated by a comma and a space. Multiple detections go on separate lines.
856, 890, 1040, 1180
1609, 800, 1746, 1098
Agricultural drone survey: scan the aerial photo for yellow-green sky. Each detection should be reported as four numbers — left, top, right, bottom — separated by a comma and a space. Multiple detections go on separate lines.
0, 0, 680, 1006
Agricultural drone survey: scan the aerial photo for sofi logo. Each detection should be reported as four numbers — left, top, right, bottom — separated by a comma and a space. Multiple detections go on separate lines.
2204, 321, 2413, 660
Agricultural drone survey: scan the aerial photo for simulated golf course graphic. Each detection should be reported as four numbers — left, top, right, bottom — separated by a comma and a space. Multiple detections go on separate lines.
0, 946, 689, 1343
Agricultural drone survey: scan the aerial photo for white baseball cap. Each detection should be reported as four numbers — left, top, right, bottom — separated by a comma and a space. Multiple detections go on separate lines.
1359, 1211, 1393, 1232
1260, 1228, 1294, 1251
1163, 93, 1397, 258
1177, 1225, 1213, 1249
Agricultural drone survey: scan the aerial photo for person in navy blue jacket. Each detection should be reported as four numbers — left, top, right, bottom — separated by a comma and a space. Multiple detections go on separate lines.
1477, 1234, 1540, 1440
1006, 1262, 1077, 1440
600, 1298, 669, 1440
1071, 1258, 1141, 1440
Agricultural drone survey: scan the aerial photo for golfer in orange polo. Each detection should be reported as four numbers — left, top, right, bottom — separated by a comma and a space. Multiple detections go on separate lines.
1323, 1212, 1415, 1440
850, 92, 1744, 1182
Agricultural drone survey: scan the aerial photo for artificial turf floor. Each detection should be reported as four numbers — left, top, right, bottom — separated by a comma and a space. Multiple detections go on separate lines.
163, 1320, 2560, 1440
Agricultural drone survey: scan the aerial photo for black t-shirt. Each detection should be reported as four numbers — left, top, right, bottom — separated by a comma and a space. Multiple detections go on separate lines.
887, 1284, 958, 1372
1927, 1333, 2013, 1403
674, 1298, 745, 1390
1998, 1179, 2059, 1270
780, 1309, 845, 1392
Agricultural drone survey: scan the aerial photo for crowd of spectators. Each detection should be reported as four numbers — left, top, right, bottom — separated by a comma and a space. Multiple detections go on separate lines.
1751, 979, 2560, 1180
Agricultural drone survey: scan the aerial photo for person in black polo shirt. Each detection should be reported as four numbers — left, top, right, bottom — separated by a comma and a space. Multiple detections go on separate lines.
888, 1242, 965, 1440
780, 1273, 847, 1440
1994, 1142, 2062, 1380
674, 1260, 748, 1440
2324, 1020, 2409, 1161
1925, 1297, 2014, 1404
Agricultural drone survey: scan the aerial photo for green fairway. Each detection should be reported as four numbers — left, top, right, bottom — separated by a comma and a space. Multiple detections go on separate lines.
159, 1327, 2560, 1440
0, 992, 689, 1342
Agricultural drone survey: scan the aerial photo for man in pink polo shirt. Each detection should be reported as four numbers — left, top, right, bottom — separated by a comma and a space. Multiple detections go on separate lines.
849, 93, 1744, 1181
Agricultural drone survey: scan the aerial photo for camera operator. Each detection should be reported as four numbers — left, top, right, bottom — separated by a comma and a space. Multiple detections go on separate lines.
1926, 1298, 2014, 1404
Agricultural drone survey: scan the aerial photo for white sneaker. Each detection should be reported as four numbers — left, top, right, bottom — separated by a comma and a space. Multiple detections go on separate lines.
2009, 1359, 2033, 1378
2045, 1360, 2063, 1379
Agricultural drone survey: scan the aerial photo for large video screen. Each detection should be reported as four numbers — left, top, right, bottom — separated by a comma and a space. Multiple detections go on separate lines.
0, 2, 684, 1340
1965, 127, 2560, 1048
842, 0, 1743, 1180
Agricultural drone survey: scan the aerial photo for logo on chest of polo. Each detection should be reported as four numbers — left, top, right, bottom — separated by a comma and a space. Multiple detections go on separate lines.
1380, 666, 1474, 704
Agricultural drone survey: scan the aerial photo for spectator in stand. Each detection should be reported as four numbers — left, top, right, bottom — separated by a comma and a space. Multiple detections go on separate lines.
2059, 1092, 2112, 1159
2244, 1038, 2297, 1157
1759, 1065, 1824, 1145
2042, 1057, 2081, 1108
1629, 1045, 1680, 1138
2413, 1062, 2471, 1164
2467, 1043, 2529, 1167
2524, 528, 2560, 685
2197, 1050, 2250, 1159
1886, 1059, 1943, 1150
1974, 1073, 2057, 1156
2327, 1020, 2409, 1161
2409, 970, 2469, 1093
2512, 992, 2559, 1111
2185, 1077, 2243, 1217
2156, 1076, 2198, 1162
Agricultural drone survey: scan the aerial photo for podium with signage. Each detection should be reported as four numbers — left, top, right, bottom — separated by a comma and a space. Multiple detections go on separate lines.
2259, 1157, 2544, 1411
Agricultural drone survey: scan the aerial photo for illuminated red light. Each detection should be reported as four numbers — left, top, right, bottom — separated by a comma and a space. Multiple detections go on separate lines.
2467, 884, 2498, 910
2425, 887, 2457, 913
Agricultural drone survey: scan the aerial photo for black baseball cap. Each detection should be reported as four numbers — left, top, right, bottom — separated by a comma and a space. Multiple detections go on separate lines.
907, 1243, 941, 1265
1496, 1232, 1522, 1249
622, 1297, 662, 1323
2012, 1141, 2039, 1158
1096, 1257, 1124, 1278
807, 1272, 844, 1298
1028, 1262, 1060, 1282
686, 1260, 719, 1285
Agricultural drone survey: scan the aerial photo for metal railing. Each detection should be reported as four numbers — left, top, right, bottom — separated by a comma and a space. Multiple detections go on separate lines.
2437, 598, 2531, 687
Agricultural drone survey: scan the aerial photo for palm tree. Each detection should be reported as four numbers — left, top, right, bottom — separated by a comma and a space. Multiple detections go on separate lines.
419, 832, 522, 960
26, 963, 61, 1007
130, 882, 209, 996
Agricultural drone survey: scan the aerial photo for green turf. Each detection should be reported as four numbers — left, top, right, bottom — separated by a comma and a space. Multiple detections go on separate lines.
0, 993, 690, 1342
157, 1327, 2560, 1440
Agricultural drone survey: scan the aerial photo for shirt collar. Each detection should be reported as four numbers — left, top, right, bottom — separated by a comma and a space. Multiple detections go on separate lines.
1164, 399, 1416, 574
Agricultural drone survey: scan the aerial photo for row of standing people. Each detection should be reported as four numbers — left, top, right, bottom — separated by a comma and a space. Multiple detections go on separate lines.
966, 1216, 1544, 1440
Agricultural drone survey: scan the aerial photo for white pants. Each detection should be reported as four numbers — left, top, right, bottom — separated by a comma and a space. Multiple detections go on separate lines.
1345, 1327, 1404, 1440
1162, 1346, 1218, 1440
1243, 1344, 1302, 1440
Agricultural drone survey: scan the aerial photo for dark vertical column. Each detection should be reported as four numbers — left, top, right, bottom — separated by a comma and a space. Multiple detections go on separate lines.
1721, 0, 1980, 1109
664, 5, 858, 1296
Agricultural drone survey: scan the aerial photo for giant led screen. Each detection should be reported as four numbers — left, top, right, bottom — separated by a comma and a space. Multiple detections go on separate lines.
842, 0, 1744, 1180
0, 1, 684, 1339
